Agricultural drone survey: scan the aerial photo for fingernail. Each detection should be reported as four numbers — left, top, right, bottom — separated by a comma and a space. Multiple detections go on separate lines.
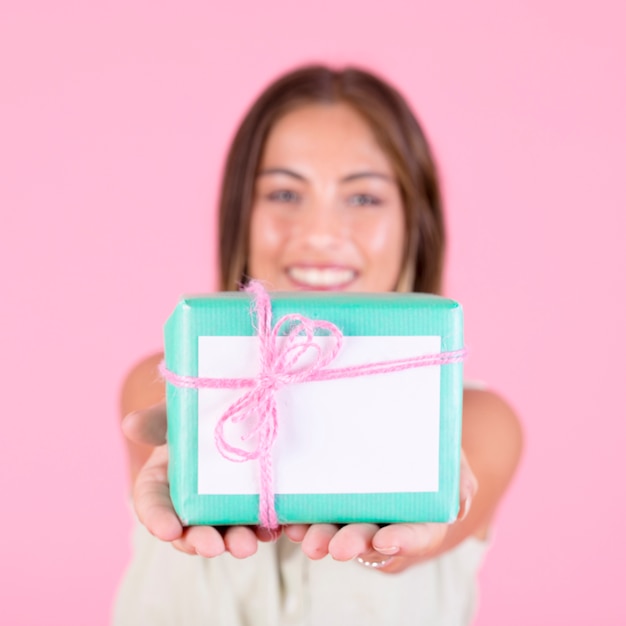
372, 545, 399, 556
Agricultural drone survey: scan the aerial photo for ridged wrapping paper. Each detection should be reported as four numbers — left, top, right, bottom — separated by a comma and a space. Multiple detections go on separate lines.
164, 291, 464, 526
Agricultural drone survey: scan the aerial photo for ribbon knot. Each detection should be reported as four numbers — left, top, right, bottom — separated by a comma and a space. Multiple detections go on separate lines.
213, 282, 343, 528
257, 372, 281, 390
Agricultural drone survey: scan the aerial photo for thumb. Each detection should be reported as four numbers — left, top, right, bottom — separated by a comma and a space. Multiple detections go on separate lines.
122, 401, 168, 446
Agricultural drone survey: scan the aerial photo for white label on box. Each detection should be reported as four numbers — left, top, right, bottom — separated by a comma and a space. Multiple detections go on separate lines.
197, 336, 441, 495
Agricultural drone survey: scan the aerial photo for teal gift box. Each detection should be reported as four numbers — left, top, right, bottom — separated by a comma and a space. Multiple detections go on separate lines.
164, 290, 464, 526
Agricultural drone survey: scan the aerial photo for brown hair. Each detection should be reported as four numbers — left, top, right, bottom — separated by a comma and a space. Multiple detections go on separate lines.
218, 65, 446, 293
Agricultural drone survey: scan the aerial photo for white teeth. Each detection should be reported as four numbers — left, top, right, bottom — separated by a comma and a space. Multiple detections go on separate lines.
288, 267, 356, 287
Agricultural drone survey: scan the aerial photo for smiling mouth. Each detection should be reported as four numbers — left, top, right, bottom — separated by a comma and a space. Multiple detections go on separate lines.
286, 266, 358, 290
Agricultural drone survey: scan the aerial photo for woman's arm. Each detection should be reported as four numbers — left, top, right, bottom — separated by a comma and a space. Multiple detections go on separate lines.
120, 353, 166, 485
445, 388, 523, 547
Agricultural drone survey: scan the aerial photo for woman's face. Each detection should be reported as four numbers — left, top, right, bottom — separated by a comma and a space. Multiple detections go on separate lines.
248, 103, 405, 292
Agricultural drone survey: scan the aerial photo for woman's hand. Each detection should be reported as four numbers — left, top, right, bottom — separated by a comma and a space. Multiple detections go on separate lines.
123, 403, 475, 570
283, 450, 478, 573
122, 357, 519, 572
122, 402, 275, 559
282, 386, 526, 575
123, 403, 478, 569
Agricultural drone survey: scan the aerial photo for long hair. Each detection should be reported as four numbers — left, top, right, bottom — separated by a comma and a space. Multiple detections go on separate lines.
218, 65, 446, 293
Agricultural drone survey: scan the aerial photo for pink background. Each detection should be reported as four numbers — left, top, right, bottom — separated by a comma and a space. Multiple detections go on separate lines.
2, 2, 624, 624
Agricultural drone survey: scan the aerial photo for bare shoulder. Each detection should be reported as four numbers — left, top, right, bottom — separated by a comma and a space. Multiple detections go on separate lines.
462, 388, 524, 488
120, 352, 166, 417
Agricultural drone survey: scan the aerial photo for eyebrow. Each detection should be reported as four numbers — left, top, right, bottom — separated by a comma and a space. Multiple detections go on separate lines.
257, 168, 394, 184
257, 168, 306, 181
340, 171, 394, 184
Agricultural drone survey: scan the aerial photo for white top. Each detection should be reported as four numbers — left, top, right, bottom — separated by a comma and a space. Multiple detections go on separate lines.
113, 522, 488, 626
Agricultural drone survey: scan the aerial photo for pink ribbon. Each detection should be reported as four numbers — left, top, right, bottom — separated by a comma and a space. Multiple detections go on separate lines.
161, 281, 466, 529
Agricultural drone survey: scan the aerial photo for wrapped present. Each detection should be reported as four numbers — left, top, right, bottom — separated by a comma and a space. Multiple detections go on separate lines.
162, 282, 465, 528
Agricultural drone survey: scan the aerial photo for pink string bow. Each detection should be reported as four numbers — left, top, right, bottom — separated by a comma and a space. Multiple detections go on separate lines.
160, 281, 466, 529
213, 281, 343, 529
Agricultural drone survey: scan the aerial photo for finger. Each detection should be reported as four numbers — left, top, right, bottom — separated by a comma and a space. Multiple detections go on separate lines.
133, 445, 182, 542
327, 523, 379, 561
300, 524, 339, 560
283, 524, 310, 543
372, 523, 448, 560
178, 526, 226, 558
122, 402, 168, 446
458, 449, 479, 521
224, 526, 259, 559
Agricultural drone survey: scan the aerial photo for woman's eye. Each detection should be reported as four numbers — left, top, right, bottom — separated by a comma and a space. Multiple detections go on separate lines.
268, 189, 299, 203
348, 194, 381, 207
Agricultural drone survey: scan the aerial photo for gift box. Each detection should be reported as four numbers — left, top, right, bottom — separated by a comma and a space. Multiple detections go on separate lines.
163, 287, 464, 527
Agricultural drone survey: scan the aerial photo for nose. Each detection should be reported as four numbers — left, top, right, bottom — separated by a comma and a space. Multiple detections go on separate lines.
297, 199, 345, 250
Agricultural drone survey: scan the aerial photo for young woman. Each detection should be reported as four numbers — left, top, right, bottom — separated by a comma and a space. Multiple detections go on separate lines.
115, 65, 523, 625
